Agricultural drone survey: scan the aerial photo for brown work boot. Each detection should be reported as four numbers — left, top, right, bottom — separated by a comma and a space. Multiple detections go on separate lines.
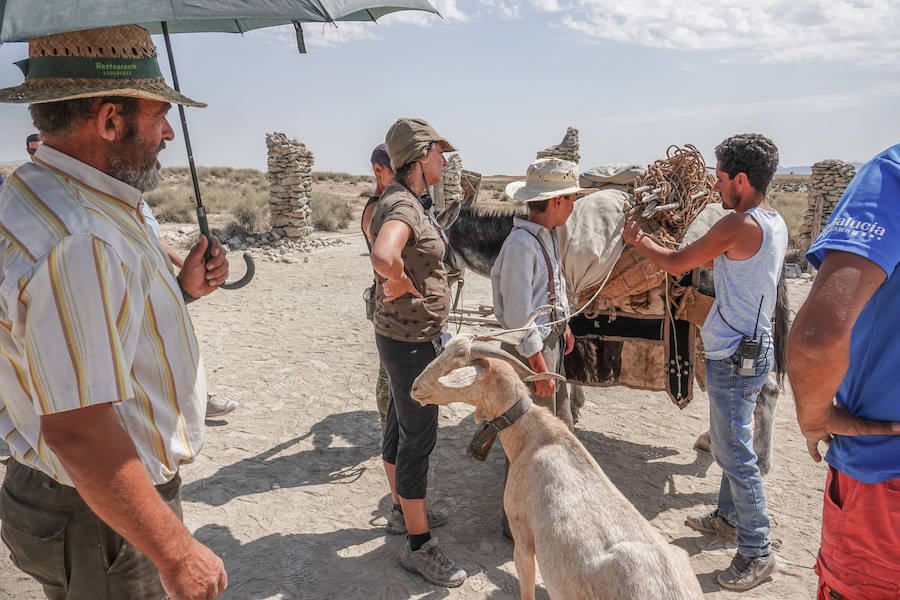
685, 509, 737, 541
717, 551, 778, 590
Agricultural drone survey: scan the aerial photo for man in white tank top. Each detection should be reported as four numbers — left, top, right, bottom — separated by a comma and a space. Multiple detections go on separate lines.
623, 134, 787, 592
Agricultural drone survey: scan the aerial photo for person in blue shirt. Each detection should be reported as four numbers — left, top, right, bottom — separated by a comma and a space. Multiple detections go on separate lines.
789, 143, 900, 600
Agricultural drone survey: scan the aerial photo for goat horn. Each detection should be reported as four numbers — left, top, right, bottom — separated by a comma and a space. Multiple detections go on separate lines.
468, 342, 565, 382
474, 304, 555, 346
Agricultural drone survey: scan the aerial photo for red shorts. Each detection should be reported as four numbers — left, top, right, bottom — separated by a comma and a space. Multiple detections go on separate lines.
816, 466, 900, 600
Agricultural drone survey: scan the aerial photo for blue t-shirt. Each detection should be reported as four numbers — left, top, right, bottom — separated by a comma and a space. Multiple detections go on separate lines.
806, 143, 900, 484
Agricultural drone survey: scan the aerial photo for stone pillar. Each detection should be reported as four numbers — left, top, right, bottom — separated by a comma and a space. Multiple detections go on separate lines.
266, 132, 314, 239
536, 126, 580, 163
439, 154, 463, 209
798, 159, 856, 251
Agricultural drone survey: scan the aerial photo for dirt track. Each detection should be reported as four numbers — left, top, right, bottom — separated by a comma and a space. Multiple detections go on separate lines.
0, 234, 823, 599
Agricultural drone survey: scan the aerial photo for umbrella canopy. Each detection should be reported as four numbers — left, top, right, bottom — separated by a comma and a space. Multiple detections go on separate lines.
0, 0, 439, 289
0, 0, 440, 42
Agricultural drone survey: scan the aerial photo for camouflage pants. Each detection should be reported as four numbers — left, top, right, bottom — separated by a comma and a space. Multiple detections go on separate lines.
376, 359, 392, 432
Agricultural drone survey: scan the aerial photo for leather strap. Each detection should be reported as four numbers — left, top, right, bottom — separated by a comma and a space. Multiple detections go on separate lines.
466, 396, 533, 461
515, 227, 559, 323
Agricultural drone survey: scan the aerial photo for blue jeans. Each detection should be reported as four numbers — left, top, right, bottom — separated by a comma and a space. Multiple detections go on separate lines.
706, 346, 773, 558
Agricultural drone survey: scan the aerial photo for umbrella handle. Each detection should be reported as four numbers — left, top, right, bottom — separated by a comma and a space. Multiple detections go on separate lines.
196, 205, 255, 291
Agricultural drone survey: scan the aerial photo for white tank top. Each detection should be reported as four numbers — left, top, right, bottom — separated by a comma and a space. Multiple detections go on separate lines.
701, 207, 788, 360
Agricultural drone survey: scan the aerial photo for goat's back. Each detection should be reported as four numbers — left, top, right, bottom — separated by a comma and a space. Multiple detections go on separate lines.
503, 409, 702, 599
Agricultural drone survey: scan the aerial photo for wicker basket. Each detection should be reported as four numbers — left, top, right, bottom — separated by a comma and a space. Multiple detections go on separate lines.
674, 286, 715, 327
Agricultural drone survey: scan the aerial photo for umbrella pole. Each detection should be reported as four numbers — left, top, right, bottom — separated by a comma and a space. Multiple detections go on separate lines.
160, 22, 255, 290
161, 23, 203, 208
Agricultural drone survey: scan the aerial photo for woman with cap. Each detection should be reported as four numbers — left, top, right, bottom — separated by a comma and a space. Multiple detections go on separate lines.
368, 118, 467, 588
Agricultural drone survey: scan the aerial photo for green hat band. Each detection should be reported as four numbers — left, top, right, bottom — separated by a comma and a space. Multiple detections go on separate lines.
16, 56, 162, 80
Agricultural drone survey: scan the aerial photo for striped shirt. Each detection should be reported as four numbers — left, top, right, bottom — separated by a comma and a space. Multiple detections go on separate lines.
0, 145, 206, 486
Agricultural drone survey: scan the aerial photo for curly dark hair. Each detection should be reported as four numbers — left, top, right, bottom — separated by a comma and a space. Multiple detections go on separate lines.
714, 133, 779, 193
30, 96, 140, 136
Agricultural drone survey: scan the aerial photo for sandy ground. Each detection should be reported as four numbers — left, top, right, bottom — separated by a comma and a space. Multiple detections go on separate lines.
0, 224, 825, 600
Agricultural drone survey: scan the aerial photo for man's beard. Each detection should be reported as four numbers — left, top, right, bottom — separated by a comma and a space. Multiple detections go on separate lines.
108, 124, 164, 192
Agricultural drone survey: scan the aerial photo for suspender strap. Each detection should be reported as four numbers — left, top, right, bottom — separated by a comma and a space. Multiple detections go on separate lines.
515, 227, 559, 323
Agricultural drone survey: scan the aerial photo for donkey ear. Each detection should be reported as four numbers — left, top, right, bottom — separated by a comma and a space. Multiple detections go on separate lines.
525, 371, 567, 383
438, 365, 480, 388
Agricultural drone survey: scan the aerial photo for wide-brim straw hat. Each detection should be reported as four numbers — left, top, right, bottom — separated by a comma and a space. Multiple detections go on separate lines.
0, 25, 205, 107
385, 117, 456, 171
506, 157, 590, 203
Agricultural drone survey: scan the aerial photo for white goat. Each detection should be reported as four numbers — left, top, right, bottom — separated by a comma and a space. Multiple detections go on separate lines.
411, 336, 703, 600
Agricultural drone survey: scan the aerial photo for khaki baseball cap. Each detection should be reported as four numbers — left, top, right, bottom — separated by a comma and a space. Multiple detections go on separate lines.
385, 118, 456, 171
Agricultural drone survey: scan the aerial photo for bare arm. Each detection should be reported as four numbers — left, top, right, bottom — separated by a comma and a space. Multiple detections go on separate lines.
622, 213, 751, 275
159, 238, 184, 269
788, 250, 900, 461
371, 220, 421, 302
361, 202, 377, 246
40, 403, 226, 599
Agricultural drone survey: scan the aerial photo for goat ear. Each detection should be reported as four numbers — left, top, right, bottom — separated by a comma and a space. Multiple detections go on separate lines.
437, 365, 480, 388
525, 372, 567, 383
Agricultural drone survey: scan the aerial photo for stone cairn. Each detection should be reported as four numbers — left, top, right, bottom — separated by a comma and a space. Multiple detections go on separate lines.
798, 159, 856, 251
441, 154, 463, 205
536, 126, 580, 163
266, 132, 314, 239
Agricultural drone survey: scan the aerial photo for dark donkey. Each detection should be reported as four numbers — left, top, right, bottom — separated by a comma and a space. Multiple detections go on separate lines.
437, 199, 788, 475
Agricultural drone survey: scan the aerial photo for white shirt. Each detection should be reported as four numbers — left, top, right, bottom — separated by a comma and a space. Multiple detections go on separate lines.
491, 217, 571, 357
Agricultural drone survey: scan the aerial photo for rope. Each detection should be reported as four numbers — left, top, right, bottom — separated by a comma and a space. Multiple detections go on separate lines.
625, 144, 716, 250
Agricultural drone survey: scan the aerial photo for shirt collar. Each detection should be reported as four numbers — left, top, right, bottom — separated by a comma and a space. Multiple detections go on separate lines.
513, 216, 555, 239
33, 144, 144, 209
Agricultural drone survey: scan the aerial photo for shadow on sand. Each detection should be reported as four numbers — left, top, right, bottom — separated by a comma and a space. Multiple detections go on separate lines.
183, 409, 383, 506
186, 405, 716, 598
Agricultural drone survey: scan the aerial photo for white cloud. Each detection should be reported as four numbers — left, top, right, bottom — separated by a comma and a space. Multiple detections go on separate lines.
479, 1, 522, 19
559, 0, 899, 67
534, 0, 562, 11
586, 83, 900, 127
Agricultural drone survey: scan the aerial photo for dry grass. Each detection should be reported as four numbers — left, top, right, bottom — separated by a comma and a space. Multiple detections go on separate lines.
767, 189, 807, 248
310, 194, 353, 232
146, 166, 269, 224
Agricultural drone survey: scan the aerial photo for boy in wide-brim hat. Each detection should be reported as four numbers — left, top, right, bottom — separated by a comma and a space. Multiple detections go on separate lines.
0, 24, 229, 600
490, 157, 588, 533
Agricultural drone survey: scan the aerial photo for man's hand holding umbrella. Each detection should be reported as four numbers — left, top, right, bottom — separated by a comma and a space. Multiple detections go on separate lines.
179, 235, 231, 300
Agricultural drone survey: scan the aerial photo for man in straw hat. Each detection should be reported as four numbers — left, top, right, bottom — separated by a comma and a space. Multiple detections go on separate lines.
0, 25, 229, 600
490, 157, 583, 534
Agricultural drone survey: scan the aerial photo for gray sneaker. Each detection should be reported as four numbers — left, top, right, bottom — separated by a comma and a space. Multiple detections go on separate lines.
717, 552, 778, 591
206, 394, 238, 418
399, 537, 466, 588
387, 506, 448, 535
685, 509, 737, 541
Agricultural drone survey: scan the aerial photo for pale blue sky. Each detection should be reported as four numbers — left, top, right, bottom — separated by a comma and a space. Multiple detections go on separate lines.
0, 1, 897, 175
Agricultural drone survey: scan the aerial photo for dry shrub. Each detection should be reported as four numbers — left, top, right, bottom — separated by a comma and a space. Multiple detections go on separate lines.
147, 167, 269, 224
768, 189, 807, 248
311, 194, 353, 232
145, 184, 196, 223
232, 197, 270, 233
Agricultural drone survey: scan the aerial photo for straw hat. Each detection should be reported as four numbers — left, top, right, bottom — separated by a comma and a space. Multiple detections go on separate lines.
385, 118, 456, 171
0, 25, 205, 107
506, 158, 589, 203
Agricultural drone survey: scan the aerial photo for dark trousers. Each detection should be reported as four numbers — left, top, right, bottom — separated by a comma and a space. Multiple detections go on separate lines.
0, 460, 181, 600
376, 333, 438, 500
